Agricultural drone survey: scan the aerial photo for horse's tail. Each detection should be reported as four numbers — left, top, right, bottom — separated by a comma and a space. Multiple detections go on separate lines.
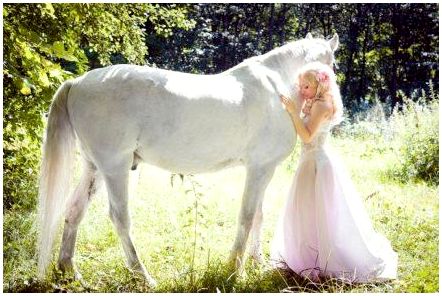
37, 80, 76, 278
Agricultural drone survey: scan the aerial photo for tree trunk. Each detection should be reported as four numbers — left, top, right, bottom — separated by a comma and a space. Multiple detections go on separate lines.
358, 5, 369, 101
342, 6, 361, 104
390, 4, 401, 109
267, 4, 275, 51
278, 4, 289, 45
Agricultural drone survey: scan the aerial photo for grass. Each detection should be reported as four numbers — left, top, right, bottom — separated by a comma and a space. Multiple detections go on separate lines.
3, 122, 439, 292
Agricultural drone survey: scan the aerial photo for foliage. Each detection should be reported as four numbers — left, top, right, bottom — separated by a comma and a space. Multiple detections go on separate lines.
338, 82, 439, 185
337, 97, 391, 141
388, 82, 439, 184
3, 3, 194, 211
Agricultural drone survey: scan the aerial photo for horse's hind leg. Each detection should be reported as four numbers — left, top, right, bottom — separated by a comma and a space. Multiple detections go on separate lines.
58, 160, 101, 278
102, 168, 157, 287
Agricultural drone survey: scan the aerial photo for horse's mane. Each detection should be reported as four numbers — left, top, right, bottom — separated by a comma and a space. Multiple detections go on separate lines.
259, 40, 306, 63
227, 40, 303, 71
226, 38, 329, 74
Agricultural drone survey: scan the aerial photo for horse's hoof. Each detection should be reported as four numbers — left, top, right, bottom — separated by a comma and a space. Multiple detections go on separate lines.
227, 253, 247, 279
130, 264, 157, 288
145, 275, 157, 288
58, 259, 83, 281
58, 258, 74, 273
138, 270, 157, 288
74, 270, 83, 281
58, 258, 78, 276
228, 252, 243, 269
250, 252, 264, 265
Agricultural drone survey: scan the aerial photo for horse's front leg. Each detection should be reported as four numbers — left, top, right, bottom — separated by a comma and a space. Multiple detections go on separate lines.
249, 199, 264, 264
229, 164, 276, 269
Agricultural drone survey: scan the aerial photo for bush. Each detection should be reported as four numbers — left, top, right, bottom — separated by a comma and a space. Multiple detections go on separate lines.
389, 84, 439, 184
337, 81, 438, 185
337, 98, 391, 141
3, 127, 41, 211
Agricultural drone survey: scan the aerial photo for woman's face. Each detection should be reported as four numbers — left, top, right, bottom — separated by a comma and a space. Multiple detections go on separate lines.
299, 76, 316, 100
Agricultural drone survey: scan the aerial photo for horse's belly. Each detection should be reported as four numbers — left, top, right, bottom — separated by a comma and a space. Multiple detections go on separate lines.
137, 120, 247, 174
137, 145, 244, 174
142, 154, 243, 174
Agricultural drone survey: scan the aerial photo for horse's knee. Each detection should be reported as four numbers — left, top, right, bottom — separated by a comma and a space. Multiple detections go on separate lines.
65, 197, 88, 226
65, 168, 99, 224
108, 208, 119, 225
67, 196, 91, 224
241, 212, 255, 227
241, 204, 262, 226
109, 207, 130, 232
254, 208, 263, 221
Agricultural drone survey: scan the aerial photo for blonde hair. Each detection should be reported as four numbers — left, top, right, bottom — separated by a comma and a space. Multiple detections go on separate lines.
296, 62, 344, 125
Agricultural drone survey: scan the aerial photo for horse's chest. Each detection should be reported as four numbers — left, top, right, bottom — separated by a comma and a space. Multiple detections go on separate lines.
245, 107, 296, 164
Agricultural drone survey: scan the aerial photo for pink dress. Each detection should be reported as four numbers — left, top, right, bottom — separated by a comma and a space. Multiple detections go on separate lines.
271, 119, 398, 283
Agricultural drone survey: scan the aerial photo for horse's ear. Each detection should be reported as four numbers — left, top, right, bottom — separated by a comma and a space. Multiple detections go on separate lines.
329, 33, 339, 51
305, 32, 313, 39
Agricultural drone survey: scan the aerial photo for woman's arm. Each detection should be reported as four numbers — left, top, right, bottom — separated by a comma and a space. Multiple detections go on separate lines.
280, 95, 332, 144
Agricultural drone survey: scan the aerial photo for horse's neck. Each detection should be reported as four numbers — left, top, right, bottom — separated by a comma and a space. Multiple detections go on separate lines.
224, 41, 307, 97
259, 42, 306, 87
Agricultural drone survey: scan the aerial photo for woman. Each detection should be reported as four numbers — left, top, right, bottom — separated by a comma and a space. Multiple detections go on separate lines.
271, 62, 398, 283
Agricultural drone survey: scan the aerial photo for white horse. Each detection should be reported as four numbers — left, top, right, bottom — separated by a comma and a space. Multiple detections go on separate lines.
37, 33, 339, 286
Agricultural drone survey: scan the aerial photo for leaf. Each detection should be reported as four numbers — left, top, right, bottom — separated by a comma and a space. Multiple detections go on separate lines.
38, 71, 50, 87
20, 79, 32, 95
61, 53, 78, 62
52, 41, 65, 58
51, 41, 79, 62
48, 68, 62, 79
43, 3, 55, 17
20, 85, 31, 95
22, 44, 34, 60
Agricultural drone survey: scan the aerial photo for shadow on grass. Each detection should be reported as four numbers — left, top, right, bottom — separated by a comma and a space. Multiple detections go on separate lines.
154, 259, 394, 293
5, 258, 395, 293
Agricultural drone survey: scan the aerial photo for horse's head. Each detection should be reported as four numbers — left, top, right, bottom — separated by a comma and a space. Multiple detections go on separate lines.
302, 33, 339, 69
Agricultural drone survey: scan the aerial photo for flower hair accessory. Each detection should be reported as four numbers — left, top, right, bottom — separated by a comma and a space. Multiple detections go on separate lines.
316, 71, 330, 85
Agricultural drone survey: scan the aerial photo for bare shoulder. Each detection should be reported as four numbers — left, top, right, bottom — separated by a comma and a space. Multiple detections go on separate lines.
311, 97, 333, 117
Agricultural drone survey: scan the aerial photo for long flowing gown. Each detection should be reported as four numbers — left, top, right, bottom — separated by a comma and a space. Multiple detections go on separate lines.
271, 118, 398, 283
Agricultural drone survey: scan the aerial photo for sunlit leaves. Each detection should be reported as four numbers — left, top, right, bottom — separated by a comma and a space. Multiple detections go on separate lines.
19, 79, 32, 96
42, 3, 55, 17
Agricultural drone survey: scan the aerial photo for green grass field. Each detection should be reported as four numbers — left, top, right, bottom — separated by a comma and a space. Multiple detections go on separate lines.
3, 131, 438, 292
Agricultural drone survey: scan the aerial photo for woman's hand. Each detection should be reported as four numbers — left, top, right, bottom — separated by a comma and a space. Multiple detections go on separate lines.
280, 94, 298, 115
